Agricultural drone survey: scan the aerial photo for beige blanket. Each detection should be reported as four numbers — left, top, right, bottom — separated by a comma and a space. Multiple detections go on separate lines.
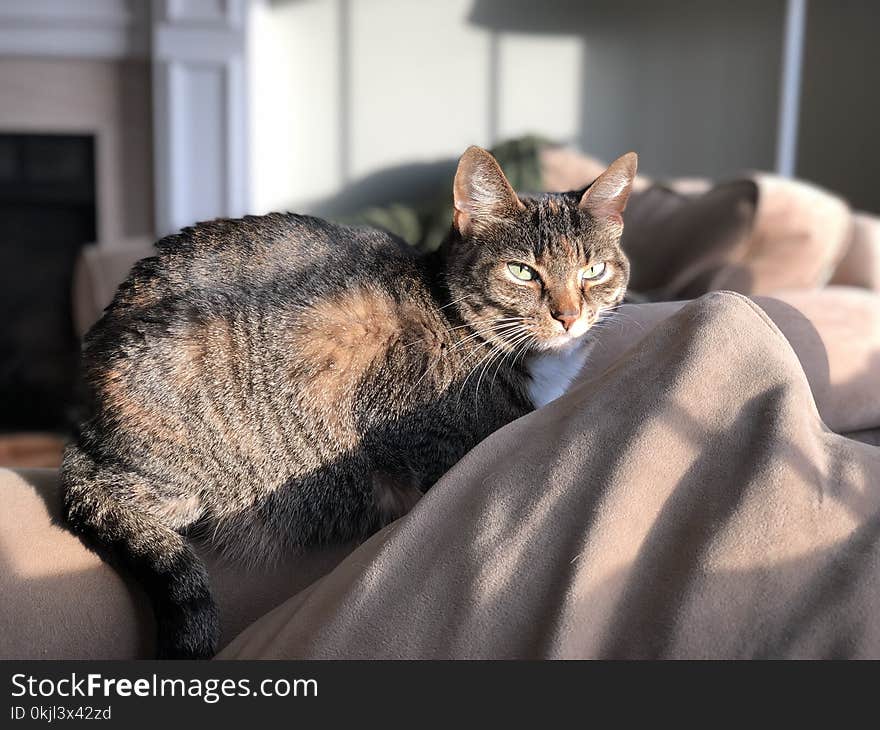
220, 292, 880, 659
3, 291, 879, 659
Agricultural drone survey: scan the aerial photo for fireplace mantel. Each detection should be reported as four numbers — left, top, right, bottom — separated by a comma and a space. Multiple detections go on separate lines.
0, 0, 149, 60
0, 0, 250, 238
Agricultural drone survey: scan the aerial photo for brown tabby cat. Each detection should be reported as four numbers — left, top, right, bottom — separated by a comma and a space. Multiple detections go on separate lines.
61, 146, 636, 658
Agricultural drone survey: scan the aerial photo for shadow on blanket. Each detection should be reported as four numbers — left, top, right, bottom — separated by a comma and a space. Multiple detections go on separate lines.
219, 292, 880, 659
2, 292, 879, 659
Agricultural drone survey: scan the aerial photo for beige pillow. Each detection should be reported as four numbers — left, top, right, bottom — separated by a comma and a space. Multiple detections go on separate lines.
621, 181, 758, 299
539, 145, 855, 299
623, 175, 854, 300
738, 174, 852, 294
539, 145, 653, 194
72, 240, 155, 337
830, 212, 880, 292
757, 287, 880, 435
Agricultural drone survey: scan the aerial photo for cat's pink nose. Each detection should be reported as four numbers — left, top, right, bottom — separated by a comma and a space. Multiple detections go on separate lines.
552, 311, 580, 331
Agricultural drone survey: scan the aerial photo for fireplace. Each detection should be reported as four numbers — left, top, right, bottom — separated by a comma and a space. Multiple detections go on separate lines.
0, 2, 246, 461
0, 133, 97, 431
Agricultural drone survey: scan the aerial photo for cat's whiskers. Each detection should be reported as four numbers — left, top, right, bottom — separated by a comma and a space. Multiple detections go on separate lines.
448, 326, 520, 354
482, 335, 532, 402
584, 311, 631, 340
455, 339, 505, 405
490, 327, 534, 376
472, 337, 522, 407
400, 316, 520, 351
579, 313, 631, 357
436, 293, 475, 311
467, 326, 533, 408
601, 305, 646, 333
490, 330, 535, 392
445, 320, 525, 355
512, 333, 535, 373
445, 315, 522, 332
405, 319, 524, 400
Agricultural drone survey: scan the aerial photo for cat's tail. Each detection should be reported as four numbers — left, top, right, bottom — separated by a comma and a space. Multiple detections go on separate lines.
60, 443, 219, 659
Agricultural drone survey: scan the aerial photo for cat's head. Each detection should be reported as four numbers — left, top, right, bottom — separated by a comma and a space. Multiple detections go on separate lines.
444, 145, 636, 352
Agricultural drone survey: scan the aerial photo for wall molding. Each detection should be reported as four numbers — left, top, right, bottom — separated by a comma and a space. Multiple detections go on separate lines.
0, 0, 252, 236
0, 0, 149, 59
775, 0, 807, 177
151, 0, 250, 235
162, 0, 243, 28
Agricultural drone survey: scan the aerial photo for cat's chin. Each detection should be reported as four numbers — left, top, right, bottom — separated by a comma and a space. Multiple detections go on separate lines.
538, 333, 586, 352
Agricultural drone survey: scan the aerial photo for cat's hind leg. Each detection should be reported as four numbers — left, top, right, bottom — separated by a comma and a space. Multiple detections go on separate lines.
60, 444, 219, 659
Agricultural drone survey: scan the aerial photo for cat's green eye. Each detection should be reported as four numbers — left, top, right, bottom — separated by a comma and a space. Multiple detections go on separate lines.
582, 262, 608, 282
507, 262, 537, 281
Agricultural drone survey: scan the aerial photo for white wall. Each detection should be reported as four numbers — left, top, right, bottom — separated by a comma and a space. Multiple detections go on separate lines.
253, 1, 880, 217
249, 0, 581, 214
249, 0, 344, 214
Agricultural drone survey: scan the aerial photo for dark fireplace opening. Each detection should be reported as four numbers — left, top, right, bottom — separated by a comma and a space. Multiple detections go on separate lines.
0, 133, 96, 433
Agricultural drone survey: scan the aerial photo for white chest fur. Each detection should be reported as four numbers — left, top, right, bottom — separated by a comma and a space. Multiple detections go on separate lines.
525, 341, 592, 409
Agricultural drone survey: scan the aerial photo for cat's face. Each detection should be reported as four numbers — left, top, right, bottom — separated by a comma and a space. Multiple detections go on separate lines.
445, 146, 636, 352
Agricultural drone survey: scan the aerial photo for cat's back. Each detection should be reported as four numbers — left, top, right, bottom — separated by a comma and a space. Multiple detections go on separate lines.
79, 213, 439, 458
88, 212, 422, 349
117, 212, 414, 302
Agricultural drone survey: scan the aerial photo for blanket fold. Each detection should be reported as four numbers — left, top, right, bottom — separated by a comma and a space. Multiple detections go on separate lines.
220, 293, 880, 659
3, 292, 878, 659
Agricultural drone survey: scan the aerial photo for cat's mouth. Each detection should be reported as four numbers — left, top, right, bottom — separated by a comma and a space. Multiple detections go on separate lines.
539, 329, 589, 351
535, 313, 595, 350
541, 332, 585, 350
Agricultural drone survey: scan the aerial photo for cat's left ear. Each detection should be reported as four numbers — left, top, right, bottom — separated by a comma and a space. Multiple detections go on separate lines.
579, 152, 638, 224
453, 146, 524, 236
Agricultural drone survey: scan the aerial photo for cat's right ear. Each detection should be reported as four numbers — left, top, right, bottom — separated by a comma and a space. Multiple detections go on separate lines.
453, 146, 524, 237
578, 152, 638, 224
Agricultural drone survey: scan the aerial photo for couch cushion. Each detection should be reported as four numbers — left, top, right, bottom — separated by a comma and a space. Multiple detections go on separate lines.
0, 467, 353, 659
741, 174, 852, 294
756, 287, 880, 435
830, 212, 880, 292
621, 181, 758, 299
72, 240, 155, 338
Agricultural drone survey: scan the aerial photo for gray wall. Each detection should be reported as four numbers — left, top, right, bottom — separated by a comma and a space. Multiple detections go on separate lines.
252, 0, 791, 213
574, 0, 786, 179
471, 0, 787, 178
797, 0, 880, 213
253, 1, 878, 214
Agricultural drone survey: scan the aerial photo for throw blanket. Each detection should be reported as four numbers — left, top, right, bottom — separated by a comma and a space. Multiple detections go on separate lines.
2, 291, 879, 658
220, 293, 880, 659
